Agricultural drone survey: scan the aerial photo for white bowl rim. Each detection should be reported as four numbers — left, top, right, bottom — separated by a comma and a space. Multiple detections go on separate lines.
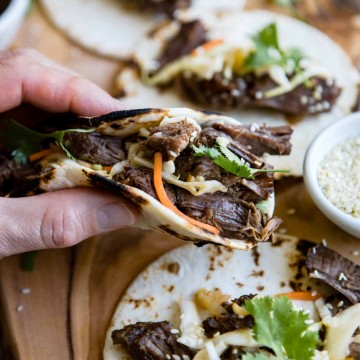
303, 111, 360, 237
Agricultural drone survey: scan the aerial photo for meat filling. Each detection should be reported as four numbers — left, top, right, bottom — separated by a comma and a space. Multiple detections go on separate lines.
121, 0, 191, 15
112, 321, 195, 360
179, 72, 341, 116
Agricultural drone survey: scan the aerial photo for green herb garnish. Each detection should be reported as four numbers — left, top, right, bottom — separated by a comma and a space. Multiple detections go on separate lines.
0, 119, 94, 164
244, 23, 304, 74
192, 139, 289, 179
20, 251, 38, 272
243, 296, 319, 360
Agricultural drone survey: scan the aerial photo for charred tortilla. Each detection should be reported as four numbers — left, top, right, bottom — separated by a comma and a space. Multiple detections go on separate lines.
0, 108, 292, 250
117, 10, 359, 176
39, 0, 246, 59
104, 235, 360, 359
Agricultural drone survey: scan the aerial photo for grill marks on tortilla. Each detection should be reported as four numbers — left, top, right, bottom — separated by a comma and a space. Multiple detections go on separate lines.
306, 245, 360, 304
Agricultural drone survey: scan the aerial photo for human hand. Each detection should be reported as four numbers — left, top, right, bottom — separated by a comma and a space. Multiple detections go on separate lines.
0, 48, 138, 258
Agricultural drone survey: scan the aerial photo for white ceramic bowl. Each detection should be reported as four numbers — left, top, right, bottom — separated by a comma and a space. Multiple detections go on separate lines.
0, 0, 30, 50
304, 112, 360, 239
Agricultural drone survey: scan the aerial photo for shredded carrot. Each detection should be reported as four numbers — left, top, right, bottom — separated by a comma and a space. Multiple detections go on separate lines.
103, 166, 112, 172
153, 152, 220, 235
191, 39, 224, 57
276, 291, 323, 301
28, 148, 55, 162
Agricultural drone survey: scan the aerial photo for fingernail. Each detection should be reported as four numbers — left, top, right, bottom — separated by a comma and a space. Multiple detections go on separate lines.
96, 203, 136, 231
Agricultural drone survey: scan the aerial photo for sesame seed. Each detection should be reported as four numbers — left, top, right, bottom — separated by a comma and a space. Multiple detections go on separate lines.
316, 103, 324, 112
300, 95, 308, 105
352, 250, 359, 256
312, 247, 317, 254
166, 355, 171, 360
21, 288, 31, 295
255, 91, 263, 100
287, 208, 296, 215
322, 101, 330, 110
250, 123, 260, 132
326, 303, 333, 310
231, 89, 241, 97
313, 90, 322, 101
183, 356, 190, 360
326, 78, 334, 87
232, 348, 239, 354
321, 239, 328, 247
213, 332, 220, 337
279, 228, 288, 234
173, 355, 181, 360
337, 301, 344, 307
305, 319, 314, 324
314, 270, 320, 277
16, 305, 24, 312
180, 313, 184, 319
170, 329, 179, 334
338, 272, 348, 281
311, 291, 318, 297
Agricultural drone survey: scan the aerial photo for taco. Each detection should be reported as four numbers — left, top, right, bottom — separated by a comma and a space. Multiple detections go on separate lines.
116, 10, 359, 175
39, 0, 246, 59
0, 108, 292, 250
104, 235, 360, 360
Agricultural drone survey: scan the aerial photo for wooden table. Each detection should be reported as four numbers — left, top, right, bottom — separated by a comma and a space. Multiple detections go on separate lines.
0, 2, 359, 359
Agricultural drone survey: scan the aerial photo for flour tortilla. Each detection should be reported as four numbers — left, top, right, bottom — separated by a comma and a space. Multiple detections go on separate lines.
116, 10, 359, 176
25, 108, 278, 251
39, 0, 246, 59
104, 234, 328, 359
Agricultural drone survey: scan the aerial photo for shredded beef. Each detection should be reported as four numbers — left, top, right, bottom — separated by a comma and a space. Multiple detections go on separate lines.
0, 155, 22, 195
203, 314, 254, 338
112, 321, 195, 360
213, 123, 292, 156
122, 0, 192, 16
114, 166, 176, 203
350, 342, 360, 360
62, 132, 126, 166
306, 245, 360, 304
157, 20, 207, 70
142, 119, 200, 161
179, 72, 341, 116
176, 189, 281, 242
222, 294, 256, 313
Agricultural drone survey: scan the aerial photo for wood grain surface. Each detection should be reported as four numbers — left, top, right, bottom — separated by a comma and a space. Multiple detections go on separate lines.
0, 2, 359, 360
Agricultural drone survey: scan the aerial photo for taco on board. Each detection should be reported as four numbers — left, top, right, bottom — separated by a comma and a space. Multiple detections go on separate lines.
104, 235, 360, 360
0, 108, 292, 250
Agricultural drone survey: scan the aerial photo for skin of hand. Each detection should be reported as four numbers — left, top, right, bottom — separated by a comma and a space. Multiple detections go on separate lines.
0, 48, 139, 258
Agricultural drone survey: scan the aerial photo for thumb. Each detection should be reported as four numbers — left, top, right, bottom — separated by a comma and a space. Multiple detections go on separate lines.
0, 188, 138, 258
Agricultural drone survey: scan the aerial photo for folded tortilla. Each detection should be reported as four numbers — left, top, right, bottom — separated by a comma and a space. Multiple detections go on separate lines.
1, 108, 292, 250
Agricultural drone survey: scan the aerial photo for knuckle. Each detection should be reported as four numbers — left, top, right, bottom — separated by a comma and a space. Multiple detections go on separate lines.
0, 48, 38, 68
40, 205, 83, 249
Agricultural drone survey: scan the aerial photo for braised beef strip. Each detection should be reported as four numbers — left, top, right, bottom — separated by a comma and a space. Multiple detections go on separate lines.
63, 132, 126, 166
179, 72, 341, 116
306, 245, 360, 304
111, 321, 195, 360
121, 0, 191, 15
156, 20, 207, 70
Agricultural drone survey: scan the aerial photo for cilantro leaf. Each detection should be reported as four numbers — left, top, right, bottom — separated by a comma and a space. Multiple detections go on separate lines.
0, 119, 94, 164
244, 296, 319, 360
244, 22, 304, 74
192, 142, 289, 179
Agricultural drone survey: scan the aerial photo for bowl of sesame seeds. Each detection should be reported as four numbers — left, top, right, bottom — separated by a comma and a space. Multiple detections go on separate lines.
304, 111, 360, 239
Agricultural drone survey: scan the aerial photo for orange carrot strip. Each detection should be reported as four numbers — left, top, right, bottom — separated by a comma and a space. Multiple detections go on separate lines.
153, 152, 220, 235
276, 291, 323, 301
103, 166, 112, 172
191, 39, 224, 57
28, 148, 55, 162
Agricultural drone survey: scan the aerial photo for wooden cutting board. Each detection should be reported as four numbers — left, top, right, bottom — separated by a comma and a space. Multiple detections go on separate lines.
0, 3, 360, 360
